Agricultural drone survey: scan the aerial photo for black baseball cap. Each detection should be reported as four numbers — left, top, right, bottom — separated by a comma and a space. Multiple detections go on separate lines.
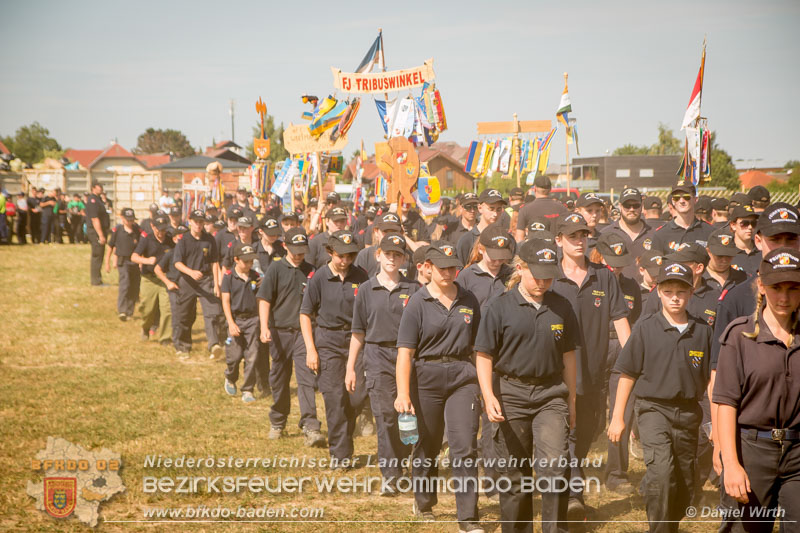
376, 212, 402, 232
666, 242, 709, 267
518, 239, 560, 279
710, 197, 729, 211
204, 213, 217, 223
237, 216, 255, 228
754, 202, 800, 236
205, 203, 218, 212
670, 183, 696, 197
226, 206, 243, 219
326, 206, 348, 221
596, 232, 633, 268
760, 247, 800, 286
233, 242, 258, 261
285, 227, 310, 254
695, 196, 712, 214
728, 192, 752, 208
379, 234, 407, 254
748, 185, 770, 204
308, 197, 319, 207
533, 175, 552, 189
121, 207, 135, 219
425, 240, 461, 269
148, 202, 158, 212
479, 224, 513, 261
213, 220, 225, 230
326, 192, 340, 204
557, 212, 590, 235
643, 196, 662, 210
168, 224, 189, 237
576, 192, 603, 208
413, 245, 430, 266
169, 206, 182, 217
619, 187, 642, 204
478, 188, 507, 205
731, 204, 758, 222
509, 187, 524, 198
366, 205, 378, 218
707, 228, 739, 257
153, 215, 169, 231
189, 209, 205, 221
327, 230, 359, 255
657, 261, 694, 287
461, 192, 479, 206
281, 211, 299, 222
260, 217, 282, 236
639, 250, 665, 277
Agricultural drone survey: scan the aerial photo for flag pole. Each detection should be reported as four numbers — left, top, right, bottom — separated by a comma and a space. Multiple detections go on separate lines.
564, 72, 571, 199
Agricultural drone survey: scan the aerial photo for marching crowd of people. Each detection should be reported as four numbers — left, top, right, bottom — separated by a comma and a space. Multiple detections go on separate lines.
11, 165, 799, 533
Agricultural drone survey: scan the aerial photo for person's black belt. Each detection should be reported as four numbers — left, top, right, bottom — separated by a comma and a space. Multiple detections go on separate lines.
421, 355, 469, 363
500, 373, 559, 386
609, 330, 619, 340
319, 325, 351, 331
367, 341, 397, 348
741, 427, 800, 442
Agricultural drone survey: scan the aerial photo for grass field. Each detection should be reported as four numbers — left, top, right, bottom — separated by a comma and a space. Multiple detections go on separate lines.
0, 244, 724, 532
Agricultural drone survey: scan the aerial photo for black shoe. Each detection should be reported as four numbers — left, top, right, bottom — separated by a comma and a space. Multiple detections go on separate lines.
567, 497, 585, 516
118, 313, 127, 321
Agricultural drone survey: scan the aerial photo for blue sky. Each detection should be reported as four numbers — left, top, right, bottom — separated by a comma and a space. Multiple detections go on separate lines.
1, 0, 797, 167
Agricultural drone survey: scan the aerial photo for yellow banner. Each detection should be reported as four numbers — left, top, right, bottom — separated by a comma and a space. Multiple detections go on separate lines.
331, 59, 436, 94
282, 124, 348, 155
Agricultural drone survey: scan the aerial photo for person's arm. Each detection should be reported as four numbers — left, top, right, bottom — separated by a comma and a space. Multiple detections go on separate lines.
613, 317, 631, 347
92, 217, 105, 244
345, 332, 365, 392
607, 373, 636, 442
514, 228, 526, 242
212, 263, 221, 298
300, 314, 318, 373
222, 291, 240, 337
105, 245, 116, 272
719, 404, 750, 503
154, 263, 178, 291
258, 300, 272, 343
174, 261, 202, 280
563, 350, 577, 429
476, 352, 503, 422
394, 347, 415, 414
708, 370, 723, 476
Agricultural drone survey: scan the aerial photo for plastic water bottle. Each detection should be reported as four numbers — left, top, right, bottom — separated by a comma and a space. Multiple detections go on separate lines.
225, 336, 233, 346
398, 413, 419, 445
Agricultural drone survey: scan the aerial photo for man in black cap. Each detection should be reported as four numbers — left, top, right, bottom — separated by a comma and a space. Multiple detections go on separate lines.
747, 185, 770, 213
280, 212, 300, 235
443, 192, 478, 246
457, 188, 508, 265
167, 205, 183, 230
642, 196, 663, 221
695, 196, 713, 224
710, 197, 730, 229
233, 187, 257, 220
216, 206, 242, 255
354, 213, 405, 276
727, 192, 752, 217
516, 175, 568, 240
651, 184, 713, 254
355, 204, 379, 247
575, 192, 605, 252
139, 203, 160, 236
132, 214, 173, 344
729, 205, 760, 275
86, 181, 110, 285
307, 206, 349, 268
107, 207, 142, 320
601, 187, 655, 283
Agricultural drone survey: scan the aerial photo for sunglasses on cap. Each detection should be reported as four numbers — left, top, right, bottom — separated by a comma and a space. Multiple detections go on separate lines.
671, 194, 693, 203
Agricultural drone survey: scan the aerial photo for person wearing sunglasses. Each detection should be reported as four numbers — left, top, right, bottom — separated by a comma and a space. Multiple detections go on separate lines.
600, 187, 656, 283
456, 188, 508, 266
650, 184, 713, 256
444, 192, 478, 246
729, 205, 760, 276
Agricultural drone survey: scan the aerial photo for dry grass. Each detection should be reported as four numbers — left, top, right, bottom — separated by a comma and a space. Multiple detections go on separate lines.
0, 245, 723, 532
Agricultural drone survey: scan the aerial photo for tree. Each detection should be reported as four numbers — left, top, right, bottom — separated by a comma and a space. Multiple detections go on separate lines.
613, 143, 649, 156
707, 131, 740, 191
133, 128, 195, 158
1, 122, 62, 164
612, 123, 682, 156
785, 160, 800, 169
246, 115, 289, 163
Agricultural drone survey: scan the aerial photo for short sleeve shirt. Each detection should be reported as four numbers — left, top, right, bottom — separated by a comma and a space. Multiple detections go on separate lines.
221, 268, 260, 315
172, 231, 219, 276
134, 232, 171, 276
351, 276, 419, 343
455, 263, 514, 310
299, 264, 369, 329
85, 194, 110, 233
256, 257, 315, 329
109, 224, 141, 260
650, 217, 714, 254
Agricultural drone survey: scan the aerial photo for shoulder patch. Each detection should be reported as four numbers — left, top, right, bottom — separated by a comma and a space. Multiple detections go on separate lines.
112, 226, 117, 232
307, 271, 314, 279
141, 231, 147, 237
225, 269, 232, 275
227, 241, 233, 248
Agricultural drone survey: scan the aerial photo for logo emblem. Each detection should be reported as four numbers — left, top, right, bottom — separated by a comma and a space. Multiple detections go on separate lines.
594, 297, 602, 308
341, 234, 352, 244
464, 314, 472, 324
670, 265, 682, 273
44, 478, 77, 519
720, 235, 731, 245
627, 300, 634, 309
780, 256, 791, 265
643, 238, 652, 251
551, 324, 564, 341
443, 246, 454, 256
530, 222, 546, 231
668, 241, 677, 251
780, 210, 789, 219
543, 250, 553, 260
496, 237, 506, 248
688, 350, 704, 368
611, 243, 623, 255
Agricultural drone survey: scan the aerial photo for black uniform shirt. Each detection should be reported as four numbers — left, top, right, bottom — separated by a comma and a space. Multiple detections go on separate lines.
134, 232, 171, 276
731, 248, 761, 277
550, 260, 629, 394
517, 198, 568, 234
397, 284, 481, 359
214, 228, 237, 257
222, 236, 257, 270
455, 263, 514, 309
615, 312, 712, 402
221, 268, 260, 315
254, 239, 287, 273
85, 193, 110, 234
617, 274, 643, 327
715, 314, 800, 430
351, 276, 419, 343
40, 195, 56, 215
353, 244, 415, 279
651, 217, 713, 254
475, 288, 578, 379
156, 247, 181, 282
600, 220, 656, 281
711, 275, 757, 368
308, 231, 331, 268
456, 227, 481, 266
443, 219, 472, 246
140, 217, 154, 236
172, 231, 219, 276
299, 264, 369, 329
256, 257, 314, 329
109, 224, 141, 261
402, 213, 430, 243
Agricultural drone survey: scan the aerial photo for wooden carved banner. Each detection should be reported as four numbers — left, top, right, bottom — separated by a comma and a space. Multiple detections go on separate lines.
331, 59, 436, 94
283, 124, 349, 155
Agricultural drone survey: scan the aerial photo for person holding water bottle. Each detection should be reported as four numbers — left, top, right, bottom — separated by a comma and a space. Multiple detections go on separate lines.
475, 239, 578, 533
395, 241, 484, 533
345, 234, 420, 494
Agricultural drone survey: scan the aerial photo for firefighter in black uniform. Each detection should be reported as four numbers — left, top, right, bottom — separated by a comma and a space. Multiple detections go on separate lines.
300, 230, 369, 466
172, 209, 224, 359
475, 239, 579, 533
131, 214, 172, 344
107, 207, 142, 320
650, 184, 713, 254
154, 225, 188, 350
307, 206, 349, 268
715, 247, 800, 532
86, 182, 110, 286
395, 241, 483, 532
253, 217, 287, 277
346, 234, 419, 492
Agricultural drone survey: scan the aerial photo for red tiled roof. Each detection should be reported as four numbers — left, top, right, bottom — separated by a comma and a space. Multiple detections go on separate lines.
136, 154, 171, 169
64, 149, 103, 169
96, 143, 134, 161
429, 141, 468, 163
344, 156, 383, 182
739, 169, 775, 189
214, 140, 241, 149
0, 140, 9, 155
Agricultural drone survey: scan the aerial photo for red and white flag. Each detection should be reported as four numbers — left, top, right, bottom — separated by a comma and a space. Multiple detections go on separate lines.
681, 42, 706, 129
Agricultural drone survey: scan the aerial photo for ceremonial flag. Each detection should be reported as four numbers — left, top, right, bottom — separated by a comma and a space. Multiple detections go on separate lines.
354, 31, 385, 74
464, 141, 481, 173
309, 99, 348, 138
681, 41, 706, 129
556, 77, 572, 128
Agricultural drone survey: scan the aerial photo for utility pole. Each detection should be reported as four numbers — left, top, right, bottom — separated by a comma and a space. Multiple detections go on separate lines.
229, 99, 235, 143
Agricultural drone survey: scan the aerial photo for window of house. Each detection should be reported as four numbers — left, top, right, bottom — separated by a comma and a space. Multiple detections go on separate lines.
615, 169, 630, 178
446, 170, 454, 189
639, 168, 654, 178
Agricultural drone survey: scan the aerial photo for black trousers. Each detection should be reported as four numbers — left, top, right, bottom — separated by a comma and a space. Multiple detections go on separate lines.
364, 343, 409, 480
224, 315, 260, 392
606, 370, 636, 487
636, 398, 701, 533
693, 393, 715, 503
568, 389, 606, 501
722, 432, 800, 533
30, 212, 41, 243
494, 377, 570, 533
268, 327, 320, 432
174, 275, 223, 352
54, 214, 67, 243
40, 213, 53, 243
411, 358, 480, 524
87, 229, 105, 285
15, 211, 27, 244
117, 259, 140, 316
168, 289, 180, 348
69, 215, 83, 243
315, 327, 368, 461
